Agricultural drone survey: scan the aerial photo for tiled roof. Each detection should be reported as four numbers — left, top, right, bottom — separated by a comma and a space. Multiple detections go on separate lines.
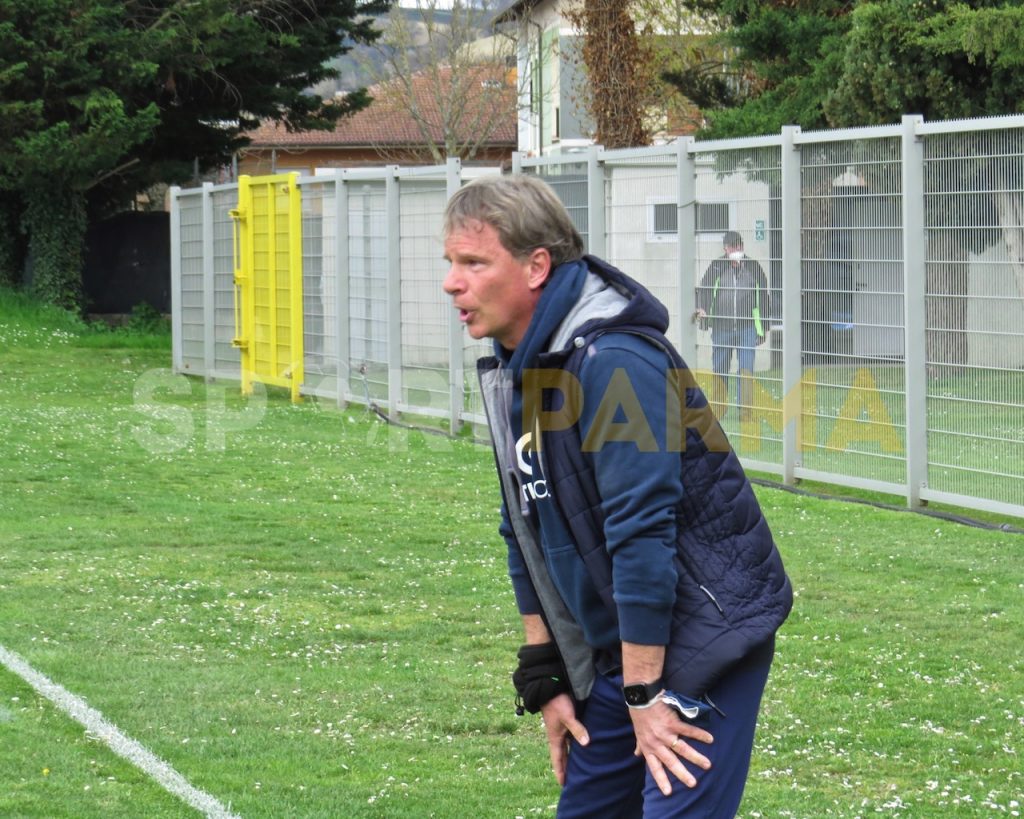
245, 64, 516, 149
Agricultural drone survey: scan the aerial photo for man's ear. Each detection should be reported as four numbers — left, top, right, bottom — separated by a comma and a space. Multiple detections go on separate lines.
526, 247, 552, 291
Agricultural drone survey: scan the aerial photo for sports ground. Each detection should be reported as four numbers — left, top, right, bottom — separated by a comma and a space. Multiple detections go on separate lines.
1, 295, 1021, 817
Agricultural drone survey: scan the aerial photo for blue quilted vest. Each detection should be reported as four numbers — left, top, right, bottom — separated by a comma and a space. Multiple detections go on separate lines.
519, 256, 792, 696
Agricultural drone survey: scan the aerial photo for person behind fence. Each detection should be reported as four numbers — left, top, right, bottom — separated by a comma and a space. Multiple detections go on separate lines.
442, 174, 792, 818
694, 231, 770, 420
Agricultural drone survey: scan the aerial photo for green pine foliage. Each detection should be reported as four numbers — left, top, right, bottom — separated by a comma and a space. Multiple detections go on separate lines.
0, 0, 388, 309
827, 1, 1024, 127
665, 0, 1024, 139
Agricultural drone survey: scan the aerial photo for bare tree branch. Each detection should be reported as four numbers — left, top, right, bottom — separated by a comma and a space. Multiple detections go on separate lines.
357, 0, 518, 163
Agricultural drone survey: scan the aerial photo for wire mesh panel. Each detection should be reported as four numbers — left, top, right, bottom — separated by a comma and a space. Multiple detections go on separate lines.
922, 127, 1024, 510
531, 160, 589, 248
692, 146, 783, 466
166, 121, 1024, 517
347, 181, 389, 406
434, 174, 493, 431
399, 175, 451, 418
798, 137, 905, 487
604, 152, 681, 339
176, 192, 206, 374
298, 180, 337, 401
211, 188, 240, 379
461, 332, 493, 431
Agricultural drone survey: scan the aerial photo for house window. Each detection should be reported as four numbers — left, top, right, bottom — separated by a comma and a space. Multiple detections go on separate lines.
696, 202, 732, 241
653, 202, 677, 234
646, 197, 678, 243
647, 199, 737, 243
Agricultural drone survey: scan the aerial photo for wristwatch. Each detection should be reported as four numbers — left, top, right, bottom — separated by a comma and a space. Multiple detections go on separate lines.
622, 680, 663, 709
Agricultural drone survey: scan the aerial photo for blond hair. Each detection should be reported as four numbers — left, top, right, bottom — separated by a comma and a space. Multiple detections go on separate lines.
444, 174, 584, 267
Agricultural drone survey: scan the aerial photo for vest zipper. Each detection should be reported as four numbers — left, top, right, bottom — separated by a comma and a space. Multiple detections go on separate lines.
699, 584, 725, 615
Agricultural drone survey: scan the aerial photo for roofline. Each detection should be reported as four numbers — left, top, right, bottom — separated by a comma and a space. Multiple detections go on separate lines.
240, 139, 517, 151
494, 0, 543, 25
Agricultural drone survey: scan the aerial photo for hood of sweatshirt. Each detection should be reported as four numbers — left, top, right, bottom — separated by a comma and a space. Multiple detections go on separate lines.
498, 254, 671, 379
549, 254, 670, 354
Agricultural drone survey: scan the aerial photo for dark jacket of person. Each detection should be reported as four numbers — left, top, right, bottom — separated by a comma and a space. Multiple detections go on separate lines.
478, 254, 792, 699
697, 256, 770, 336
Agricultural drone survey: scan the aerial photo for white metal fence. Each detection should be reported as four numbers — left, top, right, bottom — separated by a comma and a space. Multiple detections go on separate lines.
170, 114, 1024, 518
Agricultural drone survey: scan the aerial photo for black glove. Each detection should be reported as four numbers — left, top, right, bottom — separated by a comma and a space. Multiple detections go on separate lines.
511, 642, 571, 715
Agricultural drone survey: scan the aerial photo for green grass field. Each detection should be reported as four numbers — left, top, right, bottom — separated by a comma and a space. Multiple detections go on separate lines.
1, 288, 1022, 817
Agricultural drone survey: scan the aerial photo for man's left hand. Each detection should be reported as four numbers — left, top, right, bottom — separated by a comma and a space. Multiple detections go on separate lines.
630, 699, 713, 796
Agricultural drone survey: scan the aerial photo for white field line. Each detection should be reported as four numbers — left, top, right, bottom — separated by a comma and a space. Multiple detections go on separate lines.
0, 643, 241, 819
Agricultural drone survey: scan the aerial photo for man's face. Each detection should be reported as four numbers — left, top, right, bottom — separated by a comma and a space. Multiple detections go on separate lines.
443, 219, 550, 350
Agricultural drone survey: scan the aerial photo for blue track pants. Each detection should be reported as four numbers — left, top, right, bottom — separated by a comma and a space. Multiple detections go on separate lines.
556, 639, 774, 819
710, 324, 759, 412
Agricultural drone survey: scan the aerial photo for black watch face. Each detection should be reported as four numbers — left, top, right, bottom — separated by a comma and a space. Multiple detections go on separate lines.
623, 684, 649, 706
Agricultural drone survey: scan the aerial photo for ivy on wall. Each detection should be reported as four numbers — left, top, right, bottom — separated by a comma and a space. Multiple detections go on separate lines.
565, 1, 654, 149
23, 187, 87, 311
0, 194, 26, 289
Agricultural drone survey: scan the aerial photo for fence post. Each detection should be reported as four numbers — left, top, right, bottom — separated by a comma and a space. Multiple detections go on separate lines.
676, 138, 697, 362
902, 115, 928, 508
386, 167, 402, 420
512, 151, 523, 176
334, 171, 351, 408
201, 181, 215, 382
169, 187, 183, 374
235, 176, 254, 396
587, 144, 606, 258
780, 126, 803, 486
446, 157, 464, 433
287, 172, 303, 403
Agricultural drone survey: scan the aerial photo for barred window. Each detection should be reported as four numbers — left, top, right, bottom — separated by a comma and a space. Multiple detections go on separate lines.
696, 202, 730, 234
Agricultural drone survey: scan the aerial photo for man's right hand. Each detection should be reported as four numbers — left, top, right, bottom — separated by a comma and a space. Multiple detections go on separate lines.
540, 692, 589, 786
629, 698, 713, 795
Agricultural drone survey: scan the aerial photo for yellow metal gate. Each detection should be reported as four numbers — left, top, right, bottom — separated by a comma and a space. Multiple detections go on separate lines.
231, 173, 304, 402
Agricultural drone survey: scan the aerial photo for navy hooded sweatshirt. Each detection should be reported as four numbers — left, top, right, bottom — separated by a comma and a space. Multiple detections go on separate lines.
484, 255, 792, 696
497, 258, 686, 650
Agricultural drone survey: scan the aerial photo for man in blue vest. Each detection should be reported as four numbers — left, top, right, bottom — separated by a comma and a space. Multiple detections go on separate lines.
442, 175, 791, 818
695, 231, 770, 420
